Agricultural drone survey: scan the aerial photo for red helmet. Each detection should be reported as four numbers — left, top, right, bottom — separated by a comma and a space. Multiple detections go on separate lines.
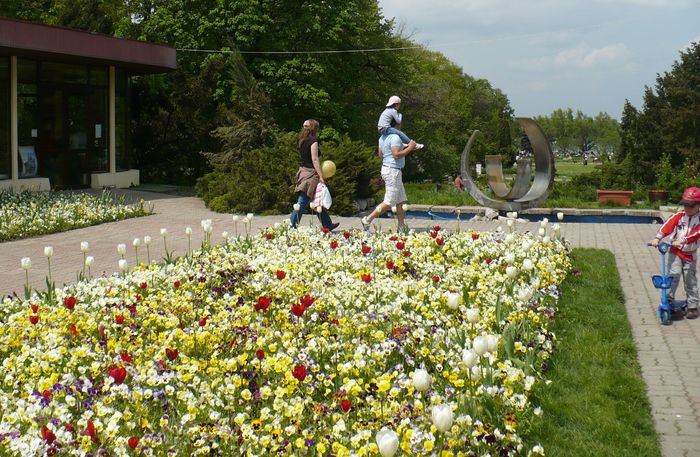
680, 186, 700, 205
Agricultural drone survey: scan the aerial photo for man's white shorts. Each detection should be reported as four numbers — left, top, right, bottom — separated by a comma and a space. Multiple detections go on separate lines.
381, 165, 407, 206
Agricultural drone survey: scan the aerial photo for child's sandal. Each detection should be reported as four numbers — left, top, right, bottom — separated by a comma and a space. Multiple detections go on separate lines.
687, 309, 699, 320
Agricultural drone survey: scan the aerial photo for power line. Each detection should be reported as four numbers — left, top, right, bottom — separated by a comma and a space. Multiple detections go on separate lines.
176, 45, 422, 55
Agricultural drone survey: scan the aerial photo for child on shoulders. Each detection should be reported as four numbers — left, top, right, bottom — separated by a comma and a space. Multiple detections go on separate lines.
377, 95, 424, 149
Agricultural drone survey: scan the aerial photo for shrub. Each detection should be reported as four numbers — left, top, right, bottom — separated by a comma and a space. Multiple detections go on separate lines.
196, 130, 381, 215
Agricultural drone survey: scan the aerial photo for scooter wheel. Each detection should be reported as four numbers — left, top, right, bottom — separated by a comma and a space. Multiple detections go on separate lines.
659, 307, 672, 325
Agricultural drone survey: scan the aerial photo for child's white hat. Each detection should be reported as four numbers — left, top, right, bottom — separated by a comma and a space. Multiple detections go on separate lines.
386, 95, 401, 107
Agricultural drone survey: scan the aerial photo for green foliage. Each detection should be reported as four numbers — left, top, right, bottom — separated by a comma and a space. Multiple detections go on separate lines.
197, 131, 381, 216
534, 108, 620, 159
528, 249, 662, 457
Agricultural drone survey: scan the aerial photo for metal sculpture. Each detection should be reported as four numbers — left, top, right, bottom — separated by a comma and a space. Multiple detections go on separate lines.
460, 117, 554, 211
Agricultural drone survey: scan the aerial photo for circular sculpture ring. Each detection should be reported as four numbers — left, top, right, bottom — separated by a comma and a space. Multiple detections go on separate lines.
460, 117, 554, 211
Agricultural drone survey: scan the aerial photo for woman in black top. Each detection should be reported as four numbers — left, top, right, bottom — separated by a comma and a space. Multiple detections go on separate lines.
289, 119, 339, 230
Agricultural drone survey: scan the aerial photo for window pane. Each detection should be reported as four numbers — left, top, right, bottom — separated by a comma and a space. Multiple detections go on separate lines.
41, 62, 88, 84
0, 57, 9, 179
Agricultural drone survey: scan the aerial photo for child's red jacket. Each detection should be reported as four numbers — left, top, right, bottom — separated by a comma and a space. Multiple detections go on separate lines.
655, 210, 700, 261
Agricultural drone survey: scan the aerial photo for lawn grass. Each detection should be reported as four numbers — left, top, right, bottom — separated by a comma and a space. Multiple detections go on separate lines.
527, 248, 662, 457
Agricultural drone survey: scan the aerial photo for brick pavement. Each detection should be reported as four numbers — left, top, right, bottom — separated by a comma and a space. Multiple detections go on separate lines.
0, 190, 698, 456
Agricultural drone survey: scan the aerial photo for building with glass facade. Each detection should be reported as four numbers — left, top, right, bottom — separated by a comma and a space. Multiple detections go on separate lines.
0, 17, 176, 190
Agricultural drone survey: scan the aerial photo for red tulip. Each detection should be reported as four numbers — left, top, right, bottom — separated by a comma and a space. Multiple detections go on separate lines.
165, 348, 178, 361
42, 390, 52, 401
173, 280, 181, 289
361, 245, 372, 255
266, 233, 274, 240
115, 314, 125, 325
128, 436, 139, 449
402, 250, 411, 257
433, 225, 441, 231
330, 240, 338, 249
198, 317, 207, 327
436, 238, 444, 246
322, 227, 330, 234
108, 365, 127, 384
139, 282, 148, 289
340, 399, 352, 412
386, 260, 395, 270
65, 423, 75, 433
30, 315, 39, 325
485, 257, 492, 264
256, 349, 265, 360
389, 235, 399, 241
433, 275, 440, 283
275, 270, 286, 280
395, 241, 405, 250
63, 296, 76, 310
69, 324, 78, 337
292, 364, 306, 381
361, 273, 372, 283
83, 420, 98, 443
343, 231, 351, 239
471, 233, 480, 240
120, 352, 132, 364
31, 305, 39, 313
430, 231, 438, 239
291, 303, 305, 317
255, 296, 271, 312
300, 295, 315, 308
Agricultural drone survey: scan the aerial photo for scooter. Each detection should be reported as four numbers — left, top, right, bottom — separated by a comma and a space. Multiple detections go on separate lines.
649, 241, 688, 325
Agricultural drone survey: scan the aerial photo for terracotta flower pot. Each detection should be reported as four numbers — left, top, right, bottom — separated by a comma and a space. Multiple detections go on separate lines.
597, 190, 633, 206
648, 190, 669, 202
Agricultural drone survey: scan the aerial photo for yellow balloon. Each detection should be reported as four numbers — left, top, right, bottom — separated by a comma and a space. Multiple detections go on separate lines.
321, 160, 336, 178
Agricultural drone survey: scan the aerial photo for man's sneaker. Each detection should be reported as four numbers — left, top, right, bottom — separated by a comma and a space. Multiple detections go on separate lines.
415, 143, 425, 150
687, 308, 699, 319
360, 216, 371, 232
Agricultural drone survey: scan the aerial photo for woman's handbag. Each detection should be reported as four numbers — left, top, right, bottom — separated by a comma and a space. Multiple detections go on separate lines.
313, 183, 333, 209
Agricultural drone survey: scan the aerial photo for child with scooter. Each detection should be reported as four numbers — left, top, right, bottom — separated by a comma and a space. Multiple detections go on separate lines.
649, 186, 700, 321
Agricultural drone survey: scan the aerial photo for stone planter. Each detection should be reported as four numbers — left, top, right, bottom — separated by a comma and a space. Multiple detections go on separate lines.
648, 190, 669, 203
596, 190, 633, 206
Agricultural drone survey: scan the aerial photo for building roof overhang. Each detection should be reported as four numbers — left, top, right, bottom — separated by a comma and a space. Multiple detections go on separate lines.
0, 17, 177, 74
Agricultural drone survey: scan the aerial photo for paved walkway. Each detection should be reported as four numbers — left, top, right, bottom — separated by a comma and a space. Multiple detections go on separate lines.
1, 190, 698, 456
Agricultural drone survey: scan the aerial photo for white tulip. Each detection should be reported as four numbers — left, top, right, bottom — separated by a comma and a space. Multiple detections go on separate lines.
117, 244, 126, 255
80, 241, 89, 253
512, 211, 518, 219
44, 246, 53, 258
552, 223, 561, 232
185, 227, 192, 236
506, 266, 517, 278
85, 256, 95, 267
465, 308, 479, 323
557, 212, 564, 221
160, 228, 168, 237
232, 214, 240, 222
470, 365, 482, 381
412, 369, 432, 392
543, 236, 551, 244
132, 238, 141, 247
522, 241, 532, 252
143, 236, 152, 245
504, 253, 515, 264
522, 258, 534, 270
222, 231, 229, 239
473, 336, 488, 356
505, 234, 514, 243
118, 259, 128, 271
486, 334, 499, 353
431, 404, 454, 432
462, 349, 478, 368
446, 291, 460, 309
241, 217, 249, 225
402, 204, 409, 212
507, 219, 514, 228
21, 257, 32, 270
246, 213, 254, 220
538, 227, 546, 236
376, 428, 399, 457
540, 218, 549, 227
518, 287, 533, 302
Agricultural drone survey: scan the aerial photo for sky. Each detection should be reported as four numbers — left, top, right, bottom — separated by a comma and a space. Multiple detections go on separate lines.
377, 0, 700, 120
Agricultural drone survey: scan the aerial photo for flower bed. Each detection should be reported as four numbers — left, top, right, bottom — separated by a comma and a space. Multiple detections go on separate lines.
0, 190, 150, 242
0, 225, 571, 456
